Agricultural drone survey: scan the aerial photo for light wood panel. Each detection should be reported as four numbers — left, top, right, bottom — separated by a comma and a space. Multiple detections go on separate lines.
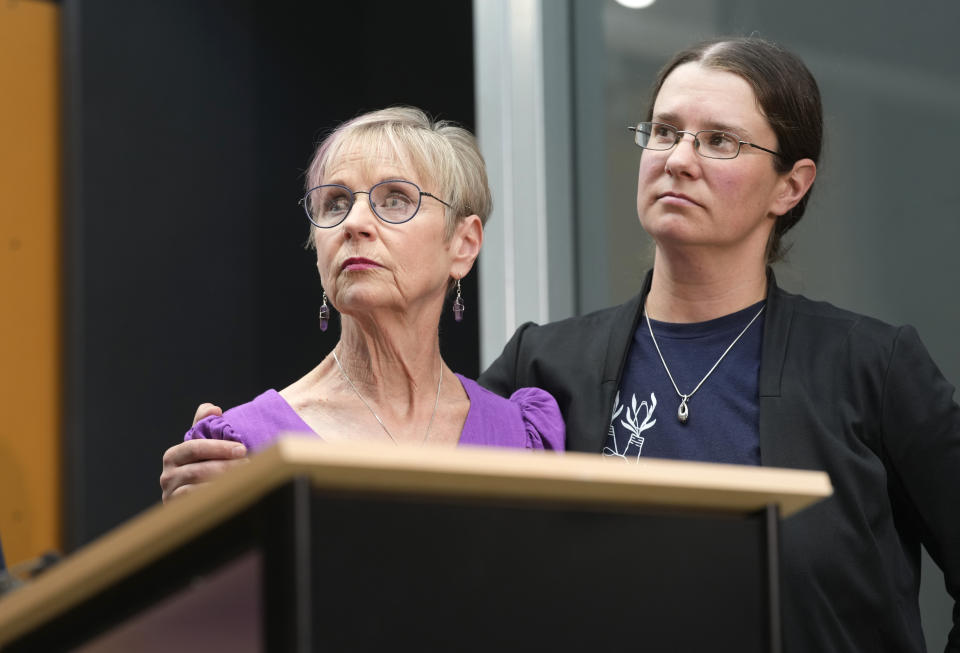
0, 0, 61, 566
0, 438, 832, 645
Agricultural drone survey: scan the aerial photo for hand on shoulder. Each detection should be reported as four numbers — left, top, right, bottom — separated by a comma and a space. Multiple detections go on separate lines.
159, 403, 247, 503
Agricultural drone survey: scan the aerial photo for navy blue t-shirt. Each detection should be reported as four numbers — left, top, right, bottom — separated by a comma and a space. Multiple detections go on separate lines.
603, 301, 765, 465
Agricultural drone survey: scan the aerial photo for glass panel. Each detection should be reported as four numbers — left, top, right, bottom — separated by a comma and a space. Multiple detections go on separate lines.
571, 1, 960, 647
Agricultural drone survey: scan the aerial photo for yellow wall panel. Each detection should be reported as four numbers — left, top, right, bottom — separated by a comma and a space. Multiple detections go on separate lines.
0, 0, 61, 565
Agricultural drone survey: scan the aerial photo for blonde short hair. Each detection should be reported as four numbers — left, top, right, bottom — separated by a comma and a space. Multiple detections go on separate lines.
304, 106, 492, 241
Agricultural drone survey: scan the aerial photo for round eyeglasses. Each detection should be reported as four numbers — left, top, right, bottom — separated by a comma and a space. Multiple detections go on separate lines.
628, 122, 782, 160
299, 179, 452, 228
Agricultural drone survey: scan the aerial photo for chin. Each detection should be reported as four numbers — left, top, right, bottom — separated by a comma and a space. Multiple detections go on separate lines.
644, 223, 713, 253
338, 294, 380, 310
640, 211, 690, 237
339, 287, 402, 314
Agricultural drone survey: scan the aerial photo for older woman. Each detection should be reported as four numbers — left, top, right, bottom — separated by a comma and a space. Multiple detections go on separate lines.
160, 107, 563, 500
479, 38, 960, 653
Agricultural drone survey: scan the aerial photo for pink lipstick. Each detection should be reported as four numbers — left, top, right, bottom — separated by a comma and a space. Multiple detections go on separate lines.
341, 257, 381, 271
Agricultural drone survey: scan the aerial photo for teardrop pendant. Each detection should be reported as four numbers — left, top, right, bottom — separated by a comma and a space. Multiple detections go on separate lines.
677, 396, 689, 424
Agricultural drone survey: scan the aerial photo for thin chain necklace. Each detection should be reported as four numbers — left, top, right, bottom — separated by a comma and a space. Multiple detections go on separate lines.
332, 348, 443, 445
645, 303, 765, 424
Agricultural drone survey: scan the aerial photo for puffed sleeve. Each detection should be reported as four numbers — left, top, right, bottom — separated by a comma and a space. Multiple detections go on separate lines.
184, 414, 248, 447
181, 390, 316, 453
510, 387, 565, 451
880, 325, 960, 650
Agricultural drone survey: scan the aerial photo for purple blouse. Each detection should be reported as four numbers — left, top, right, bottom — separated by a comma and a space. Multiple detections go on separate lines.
185, 374, 565, 452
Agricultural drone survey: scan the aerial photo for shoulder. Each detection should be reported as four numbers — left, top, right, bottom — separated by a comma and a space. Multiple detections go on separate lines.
221, 389, 290, 423
479, 292, 644, 401
185, 390, 314, 453
457, 375, 565, 450
768, 285, 942, 414
771, 284, 907, 353
496, 293, 643, 370
513, 294, 643, 343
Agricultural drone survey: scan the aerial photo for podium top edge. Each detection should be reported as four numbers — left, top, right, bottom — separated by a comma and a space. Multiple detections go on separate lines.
0, 437, 831, 644
266, 437, 832, 515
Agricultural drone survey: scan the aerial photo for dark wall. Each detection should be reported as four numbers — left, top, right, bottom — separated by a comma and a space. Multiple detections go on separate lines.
61, 0, 477, 550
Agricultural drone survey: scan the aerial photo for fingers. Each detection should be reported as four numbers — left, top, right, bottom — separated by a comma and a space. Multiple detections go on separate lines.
160, 456, 249, 504
162, 439, 246, 468
193, 402, 223, 426
160, 440, 247, 504
167, 483, 204, 501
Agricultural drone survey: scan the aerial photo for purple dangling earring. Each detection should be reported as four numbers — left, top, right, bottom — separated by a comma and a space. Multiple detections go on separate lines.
319, 291, 330, 332
453, 279, 464, 322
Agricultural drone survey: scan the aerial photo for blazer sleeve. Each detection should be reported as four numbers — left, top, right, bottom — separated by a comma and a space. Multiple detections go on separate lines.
880, 325, 960, 651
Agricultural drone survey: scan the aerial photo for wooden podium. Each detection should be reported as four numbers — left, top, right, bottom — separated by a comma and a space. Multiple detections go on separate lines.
0, 439, 830, 652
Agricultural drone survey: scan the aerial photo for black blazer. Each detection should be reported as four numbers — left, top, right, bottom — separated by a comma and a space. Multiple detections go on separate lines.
479, 270, 960, 653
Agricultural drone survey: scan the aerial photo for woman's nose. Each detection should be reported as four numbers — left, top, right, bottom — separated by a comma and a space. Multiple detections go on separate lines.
664, 132, 700, 177
341, 192, 378, 238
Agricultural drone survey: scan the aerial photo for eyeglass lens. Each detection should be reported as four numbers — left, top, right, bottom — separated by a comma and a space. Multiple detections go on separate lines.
305, 180, 423, 227
634, 122, 741, 159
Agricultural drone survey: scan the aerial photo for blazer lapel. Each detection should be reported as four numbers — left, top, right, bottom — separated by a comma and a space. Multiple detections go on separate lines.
584, 271, 651, 453
759, 268, 791, 399
759, 269, 793, 467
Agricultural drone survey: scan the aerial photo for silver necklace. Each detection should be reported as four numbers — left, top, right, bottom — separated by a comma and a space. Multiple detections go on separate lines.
332, 349, 443, 445
645, 303, 765, 424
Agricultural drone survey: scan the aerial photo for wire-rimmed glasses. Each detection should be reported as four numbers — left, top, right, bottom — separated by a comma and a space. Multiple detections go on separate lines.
299, 179, 452, 228
628, 122, 781, 160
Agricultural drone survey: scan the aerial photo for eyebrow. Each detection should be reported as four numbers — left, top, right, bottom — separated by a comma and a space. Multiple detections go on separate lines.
652, 112, 752, 139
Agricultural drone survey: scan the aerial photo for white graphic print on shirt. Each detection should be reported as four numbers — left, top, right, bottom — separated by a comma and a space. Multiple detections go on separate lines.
602, 391, 657, 462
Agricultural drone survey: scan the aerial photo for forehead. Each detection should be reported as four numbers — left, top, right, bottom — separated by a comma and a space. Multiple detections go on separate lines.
321, 131, 429, 186
653, 62, 768, 135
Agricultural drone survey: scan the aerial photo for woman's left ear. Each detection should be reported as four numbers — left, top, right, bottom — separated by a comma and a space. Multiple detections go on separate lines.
772, 158, 817, 216
449, 215, 483, 278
